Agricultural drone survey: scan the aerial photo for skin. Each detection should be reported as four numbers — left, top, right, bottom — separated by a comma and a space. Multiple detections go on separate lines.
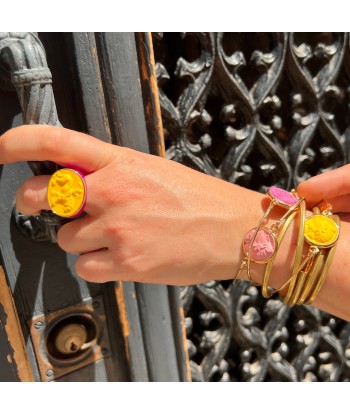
0, 125, 349, 321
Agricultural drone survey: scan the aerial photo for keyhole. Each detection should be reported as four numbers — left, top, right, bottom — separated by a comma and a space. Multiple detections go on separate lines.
46, 315, 97, 361
70, 342, 78, 352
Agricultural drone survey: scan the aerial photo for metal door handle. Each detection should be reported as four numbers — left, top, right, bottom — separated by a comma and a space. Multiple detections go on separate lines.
0, 32, 65, 242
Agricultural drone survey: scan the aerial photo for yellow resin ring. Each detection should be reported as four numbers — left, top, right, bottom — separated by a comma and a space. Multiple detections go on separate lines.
304, 215, 339, 248
47, 168, 87, 218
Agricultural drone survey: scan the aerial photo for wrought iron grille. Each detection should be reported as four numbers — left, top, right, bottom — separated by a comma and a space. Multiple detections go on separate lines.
152, 32, 350, 381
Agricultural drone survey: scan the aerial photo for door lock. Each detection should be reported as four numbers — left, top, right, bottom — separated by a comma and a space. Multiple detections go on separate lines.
29, 296, 111, 381
54, 323, 88, 355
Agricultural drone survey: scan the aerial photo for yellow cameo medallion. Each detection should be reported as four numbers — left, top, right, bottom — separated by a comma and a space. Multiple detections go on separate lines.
304, 215, 339, 247
47, 168, 86, 217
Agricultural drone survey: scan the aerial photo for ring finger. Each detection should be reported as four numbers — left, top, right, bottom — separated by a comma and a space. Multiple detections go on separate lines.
16, 173, 100, 216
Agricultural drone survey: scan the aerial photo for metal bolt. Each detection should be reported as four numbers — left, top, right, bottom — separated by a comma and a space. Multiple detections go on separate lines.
34, 321, 43, 329
92, 301, 100, 309
101, 347, 108, 356
46, 369, 54, 378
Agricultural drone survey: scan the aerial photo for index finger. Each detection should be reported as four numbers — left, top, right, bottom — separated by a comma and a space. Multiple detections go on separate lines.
0, 125, 118, 173
297, 165, 350, 207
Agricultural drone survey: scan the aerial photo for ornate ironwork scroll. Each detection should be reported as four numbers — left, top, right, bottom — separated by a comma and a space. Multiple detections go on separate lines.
153, 32, 350, 381
0, 32, 64, 242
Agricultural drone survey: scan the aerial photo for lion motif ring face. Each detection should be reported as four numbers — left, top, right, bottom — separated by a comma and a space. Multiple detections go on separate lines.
47, 168, 87, 218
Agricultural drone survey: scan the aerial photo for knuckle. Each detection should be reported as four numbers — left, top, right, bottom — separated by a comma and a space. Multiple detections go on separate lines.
40, 127, 63, 156
95, 180, 142, 208
18, 185, 39, 208
16, 182, 42, 215
95, 185, 120, 207
113, 147, 137, 167
121, 150, 139, 168
40, 127, 78, 160
116, 247, 149, 276
105, 220, 132, 242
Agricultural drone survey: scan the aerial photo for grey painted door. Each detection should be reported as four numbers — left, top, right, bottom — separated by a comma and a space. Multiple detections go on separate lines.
0, 32, 189, 382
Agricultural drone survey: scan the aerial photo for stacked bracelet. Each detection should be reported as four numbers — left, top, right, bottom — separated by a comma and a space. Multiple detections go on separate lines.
234, 186, 304, 285
282, 201, 340, 306
235, 188, 340, 307
261, 197, 305, 299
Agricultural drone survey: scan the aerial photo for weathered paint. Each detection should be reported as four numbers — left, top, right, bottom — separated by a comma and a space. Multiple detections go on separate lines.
115, 283, 131, 362
0, 267, 34, 381
135, 32, 166, 158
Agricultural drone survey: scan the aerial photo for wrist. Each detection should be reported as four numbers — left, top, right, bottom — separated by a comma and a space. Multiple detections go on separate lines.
221, 183, 305, 291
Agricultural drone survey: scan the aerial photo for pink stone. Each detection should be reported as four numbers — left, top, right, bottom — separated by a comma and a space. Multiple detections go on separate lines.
243, 228, 276, 262
268, 186, 297, 207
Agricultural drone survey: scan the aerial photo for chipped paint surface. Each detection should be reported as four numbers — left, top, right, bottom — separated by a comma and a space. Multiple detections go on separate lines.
0, 267, 34, 381
136, 32, 166, 158
115, 283, 131, 362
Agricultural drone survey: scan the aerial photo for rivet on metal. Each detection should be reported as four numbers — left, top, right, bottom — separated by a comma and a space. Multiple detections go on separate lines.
34, 321, 43, 329
46, 369, 54, 378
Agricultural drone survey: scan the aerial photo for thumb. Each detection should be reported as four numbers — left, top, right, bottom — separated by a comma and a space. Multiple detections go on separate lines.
297, 165, 350, 208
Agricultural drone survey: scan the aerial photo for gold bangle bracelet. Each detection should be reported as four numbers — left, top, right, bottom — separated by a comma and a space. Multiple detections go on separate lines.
261, 209, 298, 298
305, 214, 340, 304
293, 206, 325, 305
296, 251, 325, 304
233, 187, 303, 285
281, 199, 306, 304
234, 189, 340, 309
284, 206, 323, 306
288, 250, 324, 306
283, 203, 340, 307
264, 198, 306, 299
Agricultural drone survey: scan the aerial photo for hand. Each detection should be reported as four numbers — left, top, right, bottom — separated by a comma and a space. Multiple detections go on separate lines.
297, 165, 350, 221
0, 125, 250, 285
